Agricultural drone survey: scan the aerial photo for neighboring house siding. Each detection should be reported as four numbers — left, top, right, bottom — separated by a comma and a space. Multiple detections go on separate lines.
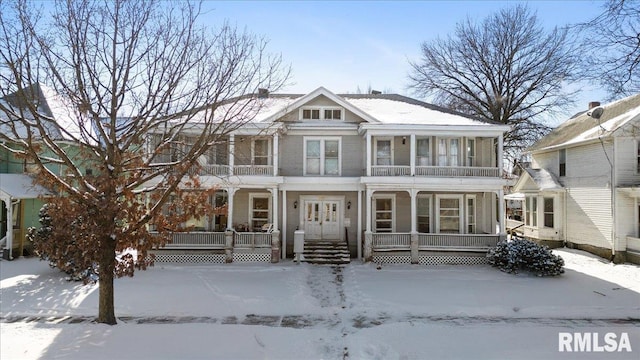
566, 187, 612, 248
531, 151, 558, 176
615, 191, 636, 249
616, 137, 640, 186
562, 142, 613, 187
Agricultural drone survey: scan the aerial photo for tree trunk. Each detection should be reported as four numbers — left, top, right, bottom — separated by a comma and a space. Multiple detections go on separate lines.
97, 235, 117, 325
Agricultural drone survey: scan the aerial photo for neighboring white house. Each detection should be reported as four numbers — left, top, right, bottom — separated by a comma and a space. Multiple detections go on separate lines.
151, 87, 511, 264
512, 94, 640, 264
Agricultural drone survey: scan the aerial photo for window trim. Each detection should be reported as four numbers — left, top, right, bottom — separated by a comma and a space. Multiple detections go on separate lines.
416, 137, 431, 166
248, 193, 272, 231
526, 195, 538, 227
373, 194, 396, 233
435, 194, 464, 233
303, 137, 342, 176
437, 137, 461, 167
636, 140, 640, 174
466, 138, 475, 167
543, 196, 554, 229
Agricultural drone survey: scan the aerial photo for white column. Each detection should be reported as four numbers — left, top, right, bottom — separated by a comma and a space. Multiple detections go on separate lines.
365, 189, 373, 232
497, 134, 504, 175
3, 198, 13, 259
498, 189, 505, 234
410, 134, 416, 176
282, 190, 287, 259
273, 133, 279, 176
271, 187, 278, 231
226, 187, 236, 230
228, 134, 235, 176
366, 133, 372, 176
410, 189, 417, 233
357, 189, 362, 259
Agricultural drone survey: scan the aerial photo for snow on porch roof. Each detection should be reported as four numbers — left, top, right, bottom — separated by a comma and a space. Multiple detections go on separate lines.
0, 174, 52, 200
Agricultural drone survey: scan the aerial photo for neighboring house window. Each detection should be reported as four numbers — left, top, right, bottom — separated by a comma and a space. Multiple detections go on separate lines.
526, 196, 538, 227
417, 195, 432, 233
373, 195, 395, 232
436, 195, 463, 233
252, 138, 271, 165
559, 149, 566, 177
466, 195, 476, 233
249, 193, 271, 231
375, 139, 393, 166
466, 138, 475, 167
304, 138, 341, 175
544, 197, 554, 228
416, 138, 431, 166
437, 138, 460, 166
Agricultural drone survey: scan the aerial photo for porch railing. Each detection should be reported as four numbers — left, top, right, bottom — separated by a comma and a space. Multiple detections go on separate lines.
233, 165, 273, 176
415, 166, 500, 177
164, 232, 226, 249
234, 232, 272, 248
372, 233, 411, 249
418, 234, 499, 249
200, 164, 231, 176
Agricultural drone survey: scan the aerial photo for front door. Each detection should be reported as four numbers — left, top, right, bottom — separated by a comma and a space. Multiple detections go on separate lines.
303, 199, 341, 240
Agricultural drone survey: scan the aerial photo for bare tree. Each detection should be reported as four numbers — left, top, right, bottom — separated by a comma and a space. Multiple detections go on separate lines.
0, 0, 288, 324
576, 0, 640, 97
408, 5, 581, 160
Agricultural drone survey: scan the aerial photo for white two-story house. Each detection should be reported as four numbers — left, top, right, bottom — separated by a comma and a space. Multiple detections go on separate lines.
152, 87, 510, 265
512, 93, 640, 264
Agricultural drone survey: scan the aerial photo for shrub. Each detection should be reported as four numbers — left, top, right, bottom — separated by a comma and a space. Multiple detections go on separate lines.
487, 237, 564, 276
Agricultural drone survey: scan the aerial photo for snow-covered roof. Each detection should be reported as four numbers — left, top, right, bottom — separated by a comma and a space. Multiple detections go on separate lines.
528, 93, 640, 153
0, 173, 52, 200
524, 168, 564, 191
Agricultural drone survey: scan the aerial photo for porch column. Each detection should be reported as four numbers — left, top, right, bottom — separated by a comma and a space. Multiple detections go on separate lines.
498, 189, 505, 235
357, 189, 362, 260
497, 134, 504, 174
1, 197, 13, 259
410, 134, 416, 176
226, 187, 236, 230
410, 189, 418, 264
364, 188, 373, 262
366, 133, 372, 176
282, 190, 287, 259
273, 132, 279, 176
228, 134, 235, 176
270, 187, 279, 231
365, 189, 373, 232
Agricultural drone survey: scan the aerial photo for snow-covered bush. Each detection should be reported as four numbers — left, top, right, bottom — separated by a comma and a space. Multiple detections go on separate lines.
487, 237, 564, 276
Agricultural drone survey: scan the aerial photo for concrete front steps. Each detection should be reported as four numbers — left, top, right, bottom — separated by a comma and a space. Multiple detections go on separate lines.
302, 240, 351, 265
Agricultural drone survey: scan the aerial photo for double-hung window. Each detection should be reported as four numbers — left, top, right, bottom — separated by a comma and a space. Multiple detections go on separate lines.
466, 138, 475, 167
304, 138, 341, 175
466, 195, 476, 233
375, 139, 393, 166
437, 138, 460, 166
301, 107, 342, 121
544, 197, 554, 228
436, 195, 463, 233
559, 149, 566, 177
526, 196, 538, 227
373, 195, 395, 232
416, 138, 431, 166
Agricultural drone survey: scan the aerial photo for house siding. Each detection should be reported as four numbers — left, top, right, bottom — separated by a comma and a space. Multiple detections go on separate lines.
566, 187, 612, 249
615, 191, 636, 250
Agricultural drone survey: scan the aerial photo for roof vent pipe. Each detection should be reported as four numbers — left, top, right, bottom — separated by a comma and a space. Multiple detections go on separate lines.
258, 88, 269, 98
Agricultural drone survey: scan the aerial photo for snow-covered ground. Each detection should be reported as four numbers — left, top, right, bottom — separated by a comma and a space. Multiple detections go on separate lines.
1, 248, 638, 359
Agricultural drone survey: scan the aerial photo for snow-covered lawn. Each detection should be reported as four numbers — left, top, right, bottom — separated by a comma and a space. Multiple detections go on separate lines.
1, 248, 638, 359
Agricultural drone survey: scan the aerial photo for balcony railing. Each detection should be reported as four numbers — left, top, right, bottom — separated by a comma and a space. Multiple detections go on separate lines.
415, 166, 500, 177
200, 164, 231, 176
371, 166, 411, 176
233, 165, 273, 176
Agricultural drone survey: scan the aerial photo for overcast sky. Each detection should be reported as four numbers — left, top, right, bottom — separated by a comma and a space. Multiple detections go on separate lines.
203, 0, 609, 124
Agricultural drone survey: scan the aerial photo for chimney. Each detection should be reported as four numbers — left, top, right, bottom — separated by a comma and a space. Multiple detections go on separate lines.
370, 90, 382, 95
258, 88, 269, 98
588, 101, 600, 109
